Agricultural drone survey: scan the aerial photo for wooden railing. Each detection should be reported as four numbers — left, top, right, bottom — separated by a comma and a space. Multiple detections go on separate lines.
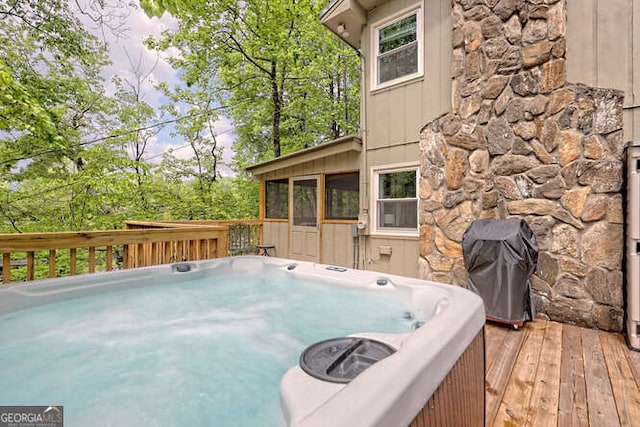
0, 226, 229, 284
124, 220, 263, 256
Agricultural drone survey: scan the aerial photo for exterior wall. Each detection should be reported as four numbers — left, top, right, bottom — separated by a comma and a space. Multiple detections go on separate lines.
354, 0, 452, 278
322, 223, 357, 268
419, 0, 625, 331
365, 235, 420, 277
363, 0, 452, 149
566, 0, 640, 142
256, 149, 360, 265
362, 145, 421, 277
262, 221, 289, 258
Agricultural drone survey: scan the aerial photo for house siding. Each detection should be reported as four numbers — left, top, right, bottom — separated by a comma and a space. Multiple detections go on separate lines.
363, 0, 452, 149
354, 0, 451, 278
566, 0, 640, 142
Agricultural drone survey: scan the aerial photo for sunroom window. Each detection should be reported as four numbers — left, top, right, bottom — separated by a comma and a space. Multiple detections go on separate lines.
325, 172, 359, 220
374, 167, 418, 232
374, 9, 422, 89
265, 179, 288, 219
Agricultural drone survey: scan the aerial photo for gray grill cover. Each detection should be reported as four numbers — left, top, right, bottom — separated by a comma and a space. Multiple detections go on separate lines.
462, 219, 538, 324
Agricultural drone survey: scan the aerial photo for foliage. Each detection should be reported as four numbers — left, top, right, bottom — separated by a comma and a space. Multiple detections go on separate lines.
0, 0, 129, 231
144, 170, 258, 220
145, 0, 360, 166
0, 0, 111, 159
0, 0, 361, 235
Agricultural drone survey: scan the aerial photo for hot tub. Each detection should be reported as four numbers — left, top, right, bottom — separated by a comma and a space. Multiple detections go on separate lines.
0, 257, 485, 426
280, 261, 486, 427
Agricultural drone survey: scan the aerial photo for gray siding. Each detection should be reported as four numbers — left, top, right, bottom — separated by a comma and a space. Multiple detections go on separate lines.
566, 0, 640, 141
322, 224, 356, 268
356, 0, 449, 279
363, 0, 452, 150
365, 236, 420, 277
262, 221, 288, 258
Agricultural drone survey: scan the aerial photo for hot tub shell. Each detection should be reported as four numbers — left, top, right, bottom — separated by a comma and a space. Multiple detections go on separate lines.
278, 260, 486, 427
0, 257, 485, 426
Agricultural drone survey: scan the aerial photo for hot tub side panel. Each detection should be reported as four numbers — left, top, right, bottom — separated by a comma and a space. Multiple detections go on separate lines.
409, 328, 485, 427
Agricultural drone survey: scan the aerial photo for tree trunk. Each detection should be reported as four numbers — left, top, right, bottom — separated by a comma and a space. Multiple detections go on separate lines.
271, 61, 282, 158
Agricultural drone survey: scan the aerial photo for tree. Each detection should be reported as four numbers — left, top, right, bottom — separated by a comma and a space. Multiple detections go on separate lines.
110, 52, 164, 212
0, 0, 132, 231
144, 0, 359, 166
0, 0, 111, 157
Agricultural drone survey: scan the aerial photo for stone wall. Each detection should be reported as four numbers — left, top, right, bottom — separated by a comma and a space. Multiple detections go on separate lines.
418, 0, 625, 331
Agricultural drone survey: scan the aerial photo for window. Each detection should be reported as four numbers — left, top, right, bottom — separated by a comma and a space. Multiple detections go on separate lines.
292, 179, 317, 227
374, 167, 418, 233
265, 179, 288, 219
373, 8, 423, 89
325, 172, 359, 220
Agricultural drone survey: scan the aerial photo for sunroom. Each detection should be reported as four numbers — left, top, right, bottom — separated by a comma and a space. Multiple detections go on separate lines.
246, 136, 362, 268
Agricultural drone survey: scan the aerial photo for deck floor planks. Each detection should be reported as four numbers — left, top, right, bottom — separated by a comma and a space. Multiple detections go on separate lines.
581, 328, 621, 427
526, 320, 563, 426
557, 324, 589, 427
484, 323, 526, 424
484, 320, 640, 426
484, 323, 508, 372
598, 331, 640, 426
626, 344, 640, 387
491, 321, 546, 426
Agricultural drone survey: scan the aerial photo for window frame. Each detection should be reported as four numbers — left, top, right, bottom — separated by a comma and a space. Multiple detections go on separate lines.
291, 177, 319, 228
264, 178, 289, 220
371, 164, 419, 236
371, 5, 424, 91
324, 171, 360, 222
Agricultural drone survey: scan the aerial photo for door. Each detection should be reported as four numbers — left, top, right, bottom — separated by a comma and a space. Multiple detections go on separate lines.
290, 176, 321, 263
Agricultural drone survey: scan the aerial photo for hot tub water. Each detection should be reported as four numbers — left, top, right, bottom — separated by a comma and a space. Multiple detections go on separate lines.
0, 268, 423, 426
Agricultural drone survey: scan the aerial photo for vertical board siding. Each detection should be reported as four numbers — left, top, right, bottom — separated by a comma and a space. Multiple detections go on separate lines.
567, 0, 640, 141
321, 223, 355, 268
364, 0, 451, 149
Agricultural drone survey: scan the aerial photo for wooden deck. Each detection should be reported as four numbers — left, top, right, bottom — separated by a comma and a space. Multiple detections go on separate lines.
485, 319, 640, 426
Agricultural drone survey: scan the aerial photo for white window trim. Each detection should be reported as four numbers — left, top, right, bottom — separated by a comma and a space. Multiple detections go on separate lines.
371, 163, 419, 236
371, 4, 424, 91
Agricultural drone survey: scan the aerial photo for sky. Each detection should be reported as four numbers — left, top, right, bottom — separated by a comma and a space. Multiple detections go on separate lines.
76, 1, 236, 175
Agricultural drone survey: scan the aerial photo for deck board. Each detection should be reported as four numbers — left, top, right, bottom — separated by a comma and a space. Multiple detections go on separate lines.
484, 322, 508, 372
582, 328, 620, 427
484, 323, 526, 423
492, 321, 545, 426
485, 320, 640, 427
599, 332, 640, 426
526, 321, 562, 426
627, 344, 640, 387
558, 324, 589, 427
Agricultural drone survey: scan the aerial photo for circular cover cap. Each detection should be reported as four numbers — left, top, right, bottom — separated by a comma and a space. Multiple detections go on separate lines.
299, 337, 396, 383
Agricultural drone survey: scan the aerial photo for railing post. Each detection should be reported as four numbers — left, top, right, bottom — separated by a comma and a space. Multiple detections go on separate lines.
70, 248, 77, 275
88, 247, 96, 273
48, 250, 56, 278
2, 253, 10, 284
123, 245, 130, 269
106, 246, 113, 271
27, 251, 34, 281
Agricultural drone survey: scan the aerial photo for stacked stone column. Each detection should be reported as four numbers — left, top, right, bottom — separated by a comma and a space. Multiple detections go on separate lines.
419, 0, 624, 331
